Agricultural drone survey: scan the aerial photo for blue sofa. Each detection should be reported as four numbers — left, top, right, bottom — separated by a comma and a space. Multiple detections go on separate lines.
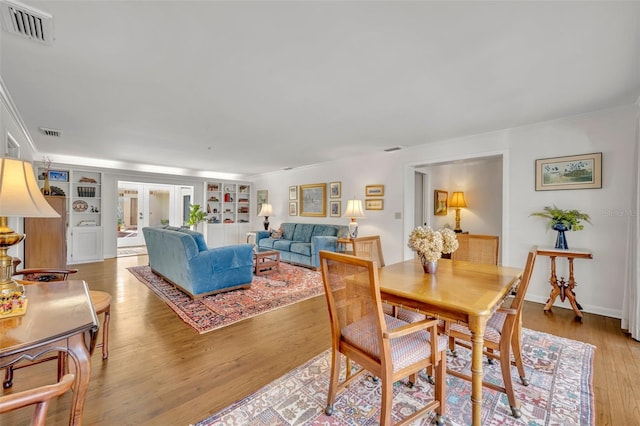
142, 226, 253, 299
255, 222, 349, 269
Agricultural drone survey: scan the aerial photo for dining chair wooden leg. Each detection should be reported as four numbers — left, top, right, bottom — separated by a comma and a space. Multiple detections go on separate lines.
499, 323, 520, 418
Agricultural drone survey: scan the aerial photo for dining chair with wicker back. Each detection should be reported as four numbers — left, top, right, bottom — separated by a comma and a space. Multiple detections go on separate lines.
319, 250, 448, 425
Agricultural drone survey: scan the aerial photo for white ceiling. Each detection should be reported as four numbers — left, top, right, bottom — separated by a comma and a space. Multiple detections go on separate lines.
1, 1, 639, 179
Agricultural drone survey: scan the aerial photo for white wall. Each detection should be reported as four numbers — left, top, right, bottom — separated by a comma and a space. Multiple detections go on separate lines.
254, 104, 638, 318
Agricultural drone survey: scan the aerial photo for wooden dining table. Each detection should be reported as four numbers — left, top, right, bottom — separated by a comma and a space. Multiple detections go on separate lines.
377, 257, 523, 426
0, 280, 99, 425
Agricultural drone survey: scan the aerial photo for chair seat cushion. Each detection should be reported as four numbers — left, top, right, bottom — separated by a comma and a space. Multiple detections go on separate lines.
382, 303, 427, 323
342, 314, 447, 372
449, 311, 506, 343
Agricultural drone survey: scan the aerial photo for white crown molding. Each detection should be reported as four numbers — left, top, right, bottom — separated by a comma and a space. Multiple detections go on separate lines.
0, 75, 38, 155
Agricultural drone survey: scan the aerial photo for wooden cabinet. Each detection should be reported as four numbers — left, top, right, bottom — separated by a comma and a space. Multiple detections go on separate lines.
205, 181, 251, 247
23, 196, 67, 268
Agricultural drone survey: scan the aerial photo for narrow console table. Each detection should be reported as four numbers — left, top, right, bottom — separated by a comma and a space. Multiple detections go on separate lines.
536, 246, 593, 321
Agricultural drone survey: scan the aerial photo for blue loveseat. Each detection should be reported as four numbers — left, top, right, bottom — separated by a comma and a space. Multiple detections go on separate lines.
142, 226, 254, 299
255, 222, 349, 269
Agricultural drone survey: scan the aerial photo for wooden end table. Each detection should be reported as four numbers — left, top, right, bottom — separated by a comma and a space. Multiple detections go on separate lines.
536, 246, 593, 321
253, 249, 280, 275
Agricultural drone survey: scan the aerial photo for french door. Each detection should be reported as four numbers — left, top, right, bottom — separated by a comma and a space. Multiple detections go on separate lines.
117, 182, 185, 248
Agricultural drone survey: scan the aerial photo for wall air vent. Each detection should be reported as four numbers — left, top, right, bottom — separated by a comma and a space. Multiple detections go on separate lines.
0, 0, 53, 45
39, 127, 62, 137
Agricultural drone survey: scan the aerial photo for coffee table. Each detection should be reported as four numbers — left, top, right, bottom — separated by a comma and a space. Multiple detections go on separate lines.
253, 248, 280, 275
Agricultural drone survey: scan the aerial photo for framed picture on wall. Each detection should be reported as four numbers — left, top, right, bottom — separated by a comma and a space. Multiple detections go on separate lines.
300, 183, 326, 217
330, 181, 341, 199
289, 185, 298, 200
365, 185, 384, 197
535, 152, 602, 191
256, 190, 268, 215
289, 202, 298, 216
365, 199, 383, 210
434, 190, 448, 215
330, 200, 341, 217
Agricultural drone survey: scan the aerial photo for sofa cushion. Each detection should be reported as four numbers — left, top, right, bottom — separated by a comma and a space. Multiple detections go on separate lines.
292, 224, 315, 243
176, 228, 208, 252
312, 225, 339, 237
258, 238, 276, 249
273, 239, 293, 251
290, 242, 311, 257
280, 223, 296, 241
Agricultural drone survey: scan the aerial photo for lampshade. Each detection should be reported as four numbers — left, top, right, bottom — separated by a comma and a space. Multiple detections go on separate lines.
449, 192, 467, 209
343, 199, 365, 219
0, 158, 60, 217
0, 158, 60, 298
258, 203, 273, 217
343, 199, 365, 239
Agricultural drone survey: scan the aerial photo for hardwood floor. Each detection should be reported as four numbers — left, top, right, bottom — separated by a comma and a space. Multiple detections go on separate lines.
2, 255, 639, 425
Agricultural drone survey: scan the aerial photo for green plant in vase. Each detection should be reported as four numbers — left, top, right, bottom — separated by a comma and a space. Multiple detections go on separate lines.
530, 205, 591, 249
186, 204, 207, 231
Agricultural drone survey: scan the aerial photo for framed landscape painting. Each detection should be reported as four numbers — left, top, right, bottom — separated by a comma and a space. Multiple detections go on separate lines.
434, 190, 447, 215
535, 152, 602, 191
300, 183, 326, 217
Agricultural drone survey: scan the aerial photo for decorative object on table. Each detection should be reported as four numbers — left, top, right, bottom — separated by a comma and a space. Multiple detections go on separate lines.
186, 204, 207, 231
41, 156, 51, 195
365, 184, 384, 196
535, 152, 602, 191
408, 226, 459, 274
530, 205, 591, 250
49, 185, 65, 196
288, 186, 297, 200
329, 181, 341, 199
0, 158, 60, 308
434, 189, 448, 215
449, 191, 467, 233
257, 203, 273, 230
300, 183, 327, 217
343, 199, 365, 238
329, 200, 341, 217
79, 176, 97, 183
288, 202, 297, 216
72, 200, 89, 212
364, 198, 383, 210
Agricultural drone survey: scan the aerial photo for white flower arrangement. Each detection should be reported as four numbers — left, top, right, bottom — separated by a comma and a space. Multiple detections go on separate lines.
408, 226, 459, 262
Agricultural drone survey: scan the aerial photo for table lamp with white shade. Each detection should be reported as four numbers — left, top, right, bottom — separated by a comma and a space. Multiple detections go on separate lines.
0, 158, 60, 297
343, 199, 365, 238
258, 203, 273, 231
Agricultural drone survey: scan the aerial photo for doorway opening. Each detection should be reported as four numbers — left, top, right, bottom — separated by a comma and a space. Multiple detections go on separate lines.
117, 181, 194, 252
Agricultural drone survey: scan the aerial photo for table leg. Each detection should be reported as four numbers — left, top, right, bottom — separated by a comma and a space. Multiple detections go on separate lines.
469, 316, 488, 426
543, 256, 560, 312
66, 332, 92, 426
565, 257, 583, 320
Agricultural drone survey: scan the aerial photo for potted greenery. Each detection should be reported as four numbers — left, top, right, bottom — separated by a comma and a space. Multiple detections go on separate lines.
186, 204, 207, 231
530, 205, 591, 249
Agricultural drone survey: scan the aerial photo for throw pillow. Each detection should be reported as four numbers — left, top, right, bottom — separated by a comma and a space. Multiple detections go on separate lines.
270, 228, 282, 239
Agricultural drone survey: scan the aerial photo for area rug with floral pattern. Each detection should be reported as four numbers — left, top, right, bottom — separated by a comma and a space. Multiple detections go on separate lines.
127, 263, 323, 334
195, 328, 595, 425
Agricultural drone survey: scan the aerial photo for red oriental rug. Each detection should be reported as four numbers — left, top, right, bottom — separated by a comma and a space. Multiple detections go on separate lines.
195, 328, 595, 425
127, 263, 323, 334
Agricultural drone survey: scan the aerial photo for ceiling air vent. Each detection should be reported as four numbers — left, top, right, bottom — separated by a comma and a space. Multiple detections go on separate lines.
384, 146, 403, 153
39, 127, 62, 137
0, 0, 53, 45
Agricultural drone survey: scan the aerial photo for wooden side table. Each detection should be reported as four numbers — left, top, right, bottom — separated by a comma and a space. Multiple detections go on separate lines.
536, 246, 593, 321
337, 237, 354, 254
253, 249, 280, 276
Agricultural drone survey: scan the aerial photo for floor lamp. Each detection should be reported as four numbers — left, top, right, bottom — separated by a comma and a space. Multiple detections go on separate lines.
0, 158, 59, 298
